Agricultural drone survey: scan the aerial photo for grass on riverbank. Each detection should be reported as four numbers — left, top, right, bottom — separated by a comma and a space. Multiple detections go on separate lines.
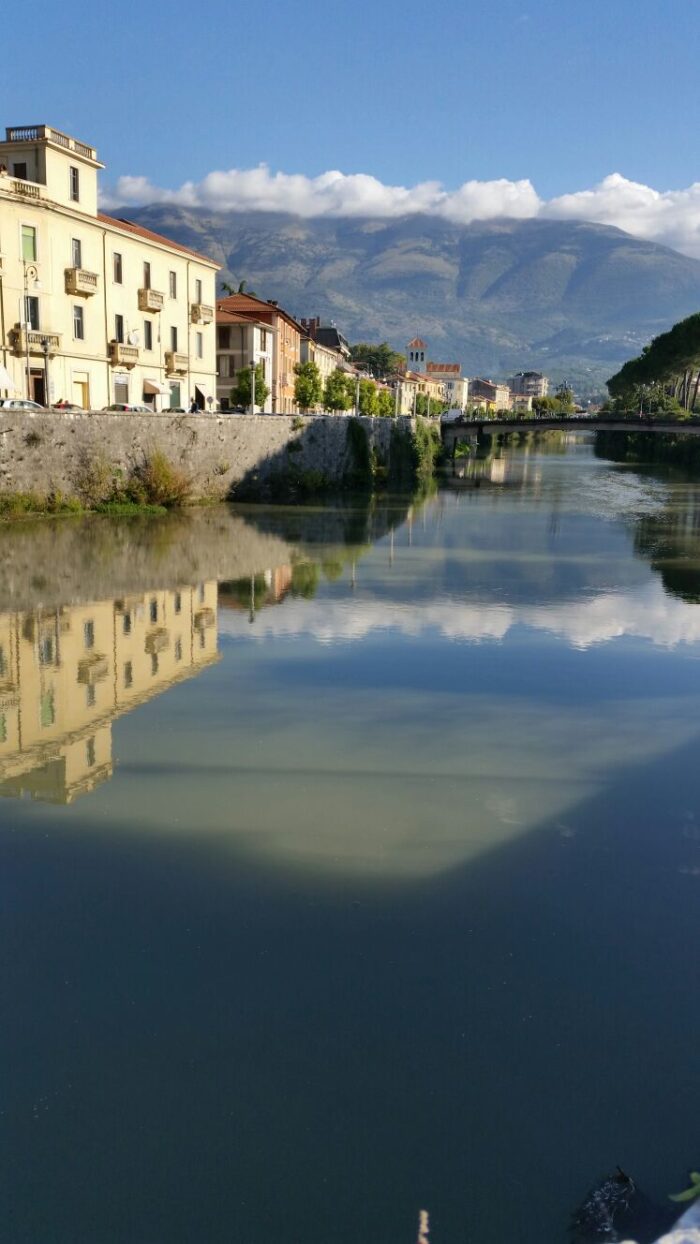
0, 451, 189, 521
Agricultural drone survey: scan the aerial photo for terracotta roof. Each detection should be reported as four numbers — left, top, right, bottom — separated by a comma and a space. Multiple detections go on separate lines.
427, 362, 460, 375
216, 292, 304, 335
97, 214, 219, 267
217, 308, 276, 328
407, 337, 427, 349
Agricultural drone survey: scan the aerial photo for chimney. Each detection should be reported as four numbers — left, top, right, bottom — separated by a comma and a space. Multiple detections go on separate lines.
267, 299, 278, 307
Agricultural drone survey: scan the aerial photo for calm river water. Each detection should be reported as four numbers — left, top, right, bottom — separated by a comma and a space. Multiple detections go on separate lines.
1, 434, 699, 1243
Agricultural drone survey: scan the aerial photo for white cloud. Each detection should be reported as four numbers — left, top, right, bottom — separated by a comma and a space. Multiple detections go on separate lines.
100, 164, 700, 257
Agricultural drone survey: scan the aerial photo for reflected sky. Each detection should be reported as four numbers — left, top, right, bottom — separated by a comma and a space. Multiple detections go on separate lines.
2, 438, 700, 1243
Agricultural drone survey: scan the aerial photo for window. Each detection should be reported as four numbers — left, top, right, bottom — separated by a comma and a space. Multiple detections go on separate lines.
218, 355, 229, 378
150, 652, 159, 676
122, 612, 132, 635
113, 252, 123, 283
144, 320, 153, 351
170, 326, 178, 352
38, 636, 54, 666
114, 381, 128, 404
174, 592, 182, 614
149, 598, 158, 623
69, 165, 80, 202
0, 645, 5, 677
86, 684, 96, 708
13, 162, 27, 180
169, 383, 181, 408
169, 271, 177, 299
0, 713, 6, 744
73, 304, 84, 340
259, 329, 268, 352
21, 224, 37, 262
196, 332, 203, 359
40, 690, 55, 728
217, 327, 230, 350
143, 261, 151, 290
86, 737, 96, 767
71, 237, 82, 268
174, 637, 182, 662
24, 296, 39, 330
198, 584, 206, 603
124, 661, 133, 688
199, 628, 206, 649
84, 620, 95, 649
114, 314, 124, 344
195, 279, 202, 303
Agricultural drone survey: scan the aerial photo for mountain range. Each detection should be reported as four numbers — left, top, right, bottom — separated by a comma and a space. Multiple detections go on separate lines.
121, 207, 700, 395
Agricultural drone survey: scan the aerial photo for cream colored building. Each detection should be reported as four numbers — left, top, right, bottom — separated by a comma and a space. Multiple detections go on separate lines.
0, 582, 218, 803
299, 334, 347, 408
0, 124, 219, 410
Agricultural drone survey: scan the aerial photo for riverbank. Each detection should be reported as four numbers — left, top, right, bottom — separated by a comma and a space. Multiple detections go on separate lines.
0, 411, 429, 511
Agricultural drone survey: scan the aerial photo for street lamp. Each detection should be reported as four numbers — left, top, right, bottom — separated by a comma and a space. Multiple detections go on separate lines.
249, 358, 256, 414
40, 337, 50, 408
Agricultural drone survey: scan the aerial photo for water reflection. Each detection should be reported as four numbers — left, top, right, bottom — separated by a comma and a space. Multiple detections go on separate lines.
0, 584, 219, 803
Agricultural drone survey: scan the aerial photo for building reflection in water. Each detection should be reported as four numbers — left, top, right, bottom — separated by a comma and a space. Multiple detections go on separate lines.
0, 583, 219, 804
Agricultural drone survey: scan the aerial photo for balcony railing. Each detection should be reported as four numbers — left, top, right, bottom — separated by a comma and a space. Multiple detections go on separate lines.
145, 628, 170, 655
65, 267, 98, 296
190, 303, 214, 325
2, 176, 44, 200
109, 341, 139, 368
77, 655, 109, 685
194, 608, 216, 631
138, 288, 164, 313
10, 327, 61, 356
164, 351, 188, 374
5, 125, 97, 162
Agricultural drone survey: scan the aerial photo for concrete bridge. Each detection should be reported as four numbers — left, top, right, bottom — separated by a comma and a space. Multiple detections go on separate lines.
442, 416, 700, 453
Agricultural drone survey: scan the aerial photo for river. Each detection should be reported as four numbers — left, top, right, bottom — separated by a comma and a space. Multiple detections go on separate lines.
1, 433, 699, 1243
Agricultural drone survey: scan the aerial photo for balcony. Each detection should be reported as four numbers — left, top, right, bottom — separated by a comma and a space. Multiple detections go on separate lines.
138, 288, 164, 313
5, 125, 98, 162
164, 350, 188, 375
194, 607, 216, 631
77, 654, 109, 686
145, 628, 170, 655
11, 327, 61, 356
109, 341, 139, 368
65, 267, 98, 297
1, 176, 44, 200
190, 303, 213, 325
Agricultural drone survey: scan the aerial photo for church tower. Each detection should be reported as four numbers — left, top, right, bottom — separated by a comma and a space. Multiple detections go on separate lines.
406, 337, 427, 371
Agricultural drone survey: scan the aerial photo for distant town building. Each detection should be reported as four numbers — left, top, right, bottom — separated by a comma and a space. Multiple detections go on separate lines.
427, 362, 469, 410
470, 379, 512, 410
0, 123, 219, 410
510, 394, 534, 414
508, 371, 549, 398
300, 318, 351, 361
406, 338, 428, 371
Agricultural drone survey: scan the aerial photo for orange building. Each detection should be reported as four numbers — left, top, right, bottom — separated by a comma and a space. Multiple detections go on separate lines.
216, 292, 304, 413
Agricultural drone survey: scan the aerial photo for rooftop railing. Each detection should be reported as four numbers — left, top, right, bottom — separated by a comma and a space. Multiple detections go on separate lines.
5, 125, 97, 161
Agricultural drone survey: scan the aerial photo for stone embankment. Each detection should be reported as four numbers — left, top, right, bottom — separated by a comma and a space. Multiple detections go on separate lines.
0, 411, 417, 501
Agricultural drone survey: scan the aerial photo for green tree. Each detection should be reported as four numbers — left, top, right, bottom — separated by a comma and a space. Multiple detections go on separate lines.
350, 342, 406, 378
607, 312, 700, 410
532, 395, 560, 416
554, 382, 575, 413
294, 361, 323, 412
220, 278, 257, 297
358, 377, 379, 416
230, 363, 269, 411
324, 368, 353, 412
376, 388, 395, 417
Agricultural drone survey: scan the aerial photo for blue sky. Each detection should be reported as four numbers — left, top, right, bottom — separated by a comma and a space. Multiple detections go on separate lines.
8, 0, 700, 251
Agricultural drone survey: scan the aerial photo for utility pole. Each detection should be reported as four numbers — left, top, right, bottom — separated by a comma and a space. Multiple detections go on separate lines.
249, 357, 256, 415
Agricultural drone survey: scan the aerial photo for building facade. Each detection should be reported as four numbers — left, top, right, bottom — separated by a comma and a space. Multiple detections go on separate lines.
216, 292, 303, 413
0, 582, 218, 804
216, 310, 275, 411
0, 125, 219, 410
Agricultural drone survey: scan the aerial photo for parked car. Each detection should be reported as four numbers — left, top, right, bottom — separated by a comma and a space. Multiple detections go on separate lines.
0, 398, 47, 411
102, 403, 153, 413
52, 401, 83, 411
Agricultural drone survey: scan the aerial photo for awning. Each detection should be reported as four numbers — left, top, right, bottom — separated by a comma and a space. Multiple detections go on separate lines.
194, 382, 211, 399
0, 365, 17, 392
143, 378, 167, 395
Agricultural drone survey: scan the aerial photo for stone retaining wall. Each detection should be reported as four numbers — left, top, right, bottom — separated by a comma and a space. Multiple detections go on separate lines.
0, 411, 415, 500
